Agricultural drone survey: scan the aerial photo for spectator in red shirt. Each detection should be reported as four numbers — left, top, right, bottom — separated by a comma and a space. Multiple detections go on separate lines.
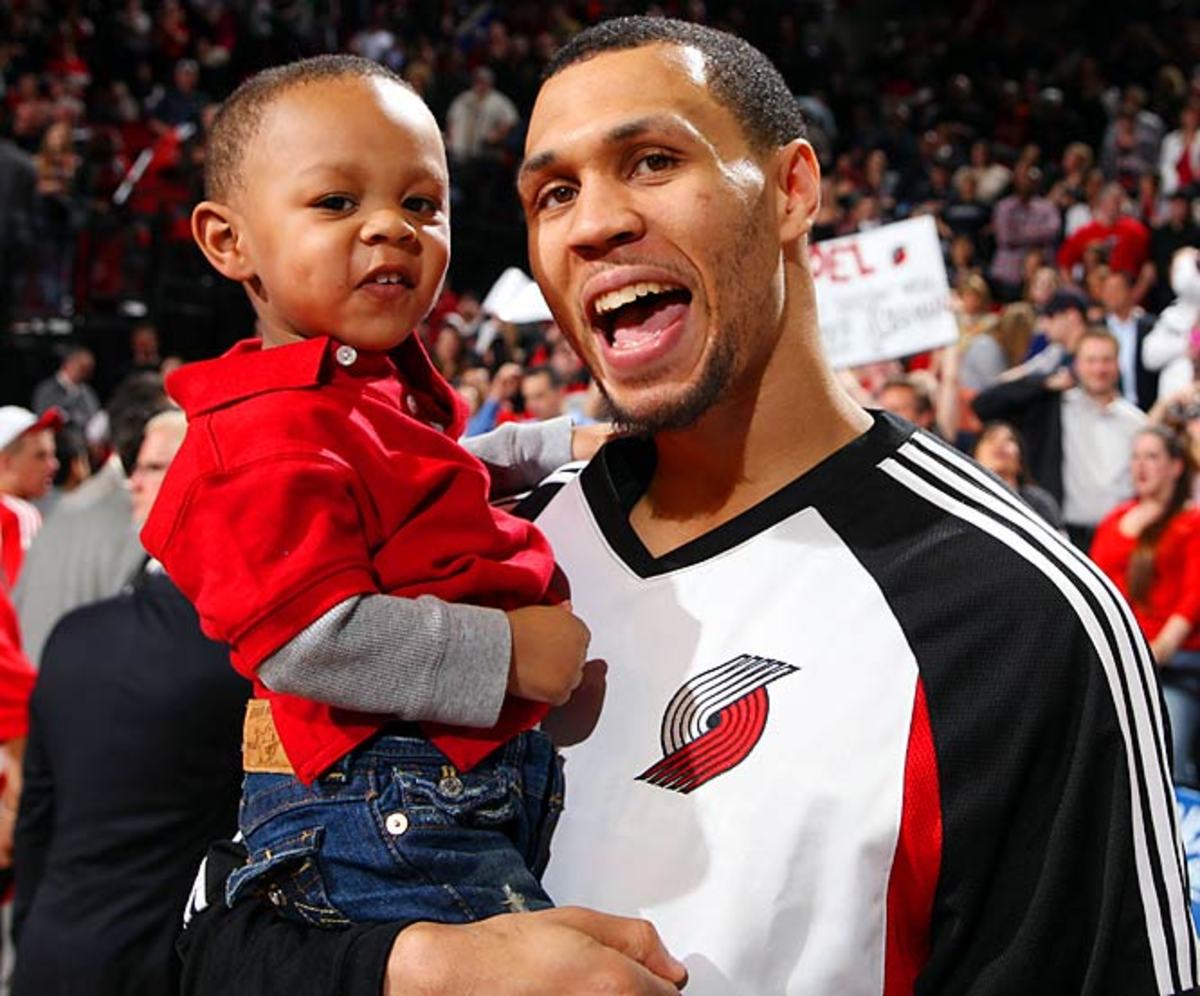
1058, 182, 1153, 302
142, 56, 592, 929
1090, 426, 1200, 781
0, 407, 62, 590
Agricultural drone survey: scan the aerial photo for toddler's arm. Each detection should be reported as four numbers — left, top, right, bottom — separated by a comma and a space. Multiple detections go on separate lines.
462, 417, 573, 498
258, 594, 511, 728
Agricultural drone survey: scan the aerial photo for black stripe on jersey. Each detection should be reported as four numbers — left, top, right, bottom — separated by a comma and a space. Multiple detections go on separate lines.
900, 431, 1199, 986
907, 429, 1198, 982
887, 439, 1193, 992
579, 416, 916, 578
510, 462, 586, 522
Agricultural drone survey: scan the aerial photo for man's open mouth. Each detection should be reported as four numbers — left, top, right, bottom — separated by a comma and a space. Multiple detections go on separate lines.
590, 281, 692, 351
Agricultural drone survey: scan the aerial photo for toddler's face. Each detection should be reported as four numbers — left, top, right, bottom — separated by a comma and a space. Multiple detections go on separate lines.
235, 76, 450, 351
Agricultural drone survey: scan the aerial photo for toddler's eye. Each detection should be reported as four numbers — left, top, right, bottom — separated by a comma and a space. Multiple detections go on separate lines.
404, 196, 442, 216
315, 194, 356, 212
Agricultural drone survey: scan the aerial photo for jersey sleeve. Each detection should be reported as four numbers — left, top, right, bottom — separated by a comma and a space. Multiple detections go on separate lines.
179, 840, 402, 996
147, 455, 379, 674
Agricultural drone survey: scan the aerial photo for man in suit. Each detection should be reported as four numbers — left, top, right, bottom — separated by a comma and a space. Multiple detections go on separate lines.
12, 410, 251, 996
1101, 268, 1160, 411
31, 347, 101, 436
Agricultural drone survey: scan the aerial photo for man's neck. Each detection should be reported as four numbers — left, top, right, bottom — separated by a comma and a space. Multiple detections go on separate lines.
630, 320, 871, 558
1083, 387, 1119, 407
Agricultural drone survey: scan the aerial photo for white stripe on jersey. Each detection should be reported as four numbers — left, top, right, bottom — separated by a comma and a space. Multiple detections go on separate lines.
881, 434, 1197, 994
1, 495, 41, 550
904, 431, 1198, 985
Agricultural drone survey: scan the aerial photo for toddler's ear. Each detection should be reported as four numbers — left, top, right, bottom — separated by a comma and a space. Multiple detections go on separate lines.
192, 201, 255, 282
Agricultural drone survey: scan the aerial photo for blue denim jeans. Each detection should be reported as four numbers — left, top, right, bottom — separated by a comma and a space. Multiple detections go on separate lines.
1163, 652, 1200, 789
226, 728, 564, 926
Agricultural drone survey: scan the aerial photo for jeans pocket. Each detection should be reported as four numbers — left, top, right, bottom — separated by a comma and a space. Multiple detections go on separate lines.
225, 826, 350, 928
393, 762, 521, 830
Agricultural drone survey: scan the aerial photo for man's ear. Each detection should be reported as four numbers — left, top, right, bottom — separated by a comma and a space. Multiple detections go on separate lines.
775, 139, 821, 244
192, 200, 255, 282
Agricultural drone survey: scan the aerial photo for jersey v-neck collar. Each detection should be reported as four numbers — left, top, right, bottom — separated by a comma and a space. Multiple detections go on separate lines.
578, 410, 915, 579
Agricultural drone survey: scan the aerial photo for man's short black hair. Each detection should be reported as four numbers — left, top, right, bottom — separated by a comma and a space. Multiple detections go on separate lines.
523, 364, 563, 390
205, 54, 412, 202
543, 17, 807, 152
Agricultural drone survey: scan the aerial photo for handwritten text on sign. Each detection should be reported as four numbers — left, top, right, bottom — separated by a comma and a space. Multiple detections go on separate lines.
810, 215, 957, 369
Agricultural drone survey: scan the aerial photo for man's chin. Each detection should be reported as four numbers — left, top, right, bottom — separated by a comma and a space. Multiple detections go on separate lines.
598, 340, 735, 436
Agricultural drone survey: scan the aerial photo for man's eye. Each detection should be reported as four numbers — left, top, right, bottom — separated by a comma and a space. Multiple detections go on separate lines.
537, 184, 577, 211
633, 152, 678, 175
314, 195, 356, 212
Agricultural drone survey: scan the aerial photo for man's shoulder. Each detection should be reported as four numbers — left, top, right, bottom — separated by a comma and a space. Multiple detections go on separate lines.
830, 431, 1108, 640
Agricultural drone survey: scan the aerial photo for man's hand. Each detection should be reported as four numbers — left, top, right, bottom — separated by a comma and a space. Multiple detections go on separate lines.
1045, 368, 1075, 392
506, 604, 590, 705
384, 906, 688, 996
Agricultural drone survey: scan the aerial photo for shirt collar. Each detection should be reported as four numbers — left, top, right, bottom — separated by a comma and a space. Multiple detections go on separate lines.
165, 334, 465, 436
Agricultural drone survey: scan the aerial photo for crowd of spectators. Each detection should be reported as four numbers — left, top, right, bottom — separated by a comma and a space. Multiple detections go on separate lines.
1, 0, 1200, 986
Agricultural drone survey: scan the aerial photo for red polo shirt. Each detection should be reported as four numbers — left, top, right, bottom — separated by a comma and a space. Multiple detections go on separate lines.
141, 335, 556, 783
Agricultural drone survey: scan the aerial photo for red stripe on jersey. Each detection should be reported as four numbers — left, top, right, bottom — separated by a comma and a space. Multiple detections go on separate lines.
884, 677, 942, 996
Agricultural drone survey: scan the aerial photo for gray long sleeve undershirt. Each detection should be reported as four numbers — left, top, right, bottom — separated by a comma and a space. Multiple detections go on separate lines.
256, 417, 574, 727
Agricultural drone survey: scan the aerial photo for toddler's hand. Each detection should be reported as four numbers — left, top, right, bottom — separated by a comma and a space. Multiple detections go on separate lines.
506, 604, 591, 705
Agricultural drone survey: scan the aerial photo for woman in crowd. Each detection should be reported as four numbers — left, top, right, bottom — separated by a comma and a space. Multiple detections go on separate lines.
1090, 426, 1200, 783
972, 421, 1064, 528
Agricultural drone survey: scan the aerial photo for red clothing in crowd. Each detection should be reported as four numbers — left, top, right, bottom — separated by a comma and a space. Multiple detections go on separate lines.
0, 584, 35, 742
1057, 216, 1150, 278
0, 495, 41, 589
141, 335, 558, 784
1089, 502, 1200, 653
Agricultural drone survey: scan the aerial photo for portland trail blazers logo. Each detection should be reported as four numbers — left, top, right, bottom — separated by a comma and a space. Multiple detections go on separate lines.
637, 654, 798, 794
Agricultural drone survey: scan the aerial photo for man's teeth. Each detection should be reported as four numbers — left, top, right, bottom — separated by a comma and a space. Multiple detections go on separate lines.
593, 281, 677, 316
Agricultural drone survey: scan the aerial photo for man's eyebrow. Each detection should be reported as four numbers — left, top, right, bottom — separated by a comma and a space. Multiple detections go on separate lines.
518, 115, 689, 183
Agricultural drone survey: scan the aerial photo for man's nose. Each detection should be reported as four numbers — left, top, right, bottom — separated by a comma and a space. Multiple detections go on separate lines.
566, 181, 645, 257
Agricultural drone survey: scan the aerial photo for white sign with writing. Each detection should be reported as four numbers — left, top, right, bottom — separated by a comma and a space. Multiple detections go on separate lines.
810, 215, 957, 369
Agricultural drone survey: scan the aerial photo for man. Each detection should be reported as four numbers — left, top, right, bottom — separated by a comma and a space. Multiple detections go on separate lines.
445, 66, 519, 164
30, 347, 100, 435
1100, 268, 1159, 411
12, 410, 251, 996
989, 162, 1061, 300
183, 19, 1195, 996
14, 372, 168, 666
975, 329, 1146, 550
1058, 182, 1153, 301
1000, 288, 1090, 382
0, 407, 62, 589
521, 365, 569, 422
1149, 190, 1199, 313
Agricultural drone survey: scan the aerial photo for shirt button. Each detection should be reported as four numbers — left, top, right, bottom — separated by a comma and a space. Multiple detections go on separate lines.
385, 811, 409, 836
406, 395, 420, 415
335, 344, 358, 367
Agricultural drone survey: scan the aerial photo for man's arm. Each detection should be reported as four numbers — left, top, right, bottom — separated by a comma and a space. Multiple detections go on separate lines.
179, 842, 687, 996
971, 371, 1055, 422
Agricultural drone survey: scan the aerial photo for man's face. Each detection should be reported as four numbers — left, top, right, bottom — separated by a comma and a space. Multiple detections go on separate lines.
129, 427, 184, 526
521, 371, 564, 421
519, 44, 790, 432
2, 430, 58, 499
1074, 338, 1120, 397
228, 77, 450, 352
877, 384, 929, 428
1100, 274, 1131, 314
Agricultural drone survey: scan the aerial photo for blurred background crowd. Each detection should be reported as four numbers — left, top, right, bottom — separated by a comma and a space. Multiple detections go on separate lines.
1, 0, 1200, 991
